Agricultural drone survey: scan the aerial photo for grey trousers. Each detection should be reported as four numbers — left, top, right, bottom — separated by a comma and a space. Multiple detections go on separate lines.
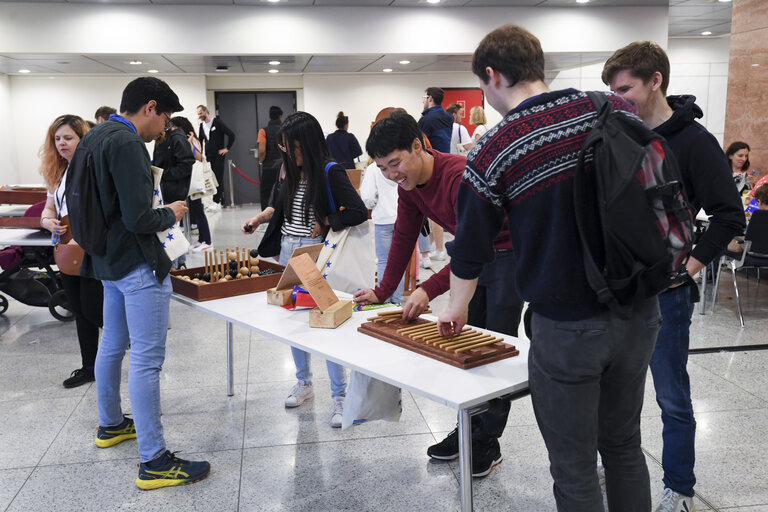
529, 298, 661, 512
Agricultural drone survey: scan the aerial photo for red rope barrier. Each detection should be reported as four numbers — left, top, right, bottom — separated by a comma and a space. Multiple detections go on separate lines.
232, 164, 261, 184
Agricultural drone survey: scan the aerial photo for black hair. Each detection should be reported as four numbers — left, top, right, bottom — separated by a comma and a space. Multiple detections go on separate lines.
335, 111, 349, 130
170, 116, 195, 136
365, 112, 424, 159
425, 87, 444, 105
119, 77, 183, 115
278, 111, 332, 226
269, 105, 283, 121
726, 141, 751, 171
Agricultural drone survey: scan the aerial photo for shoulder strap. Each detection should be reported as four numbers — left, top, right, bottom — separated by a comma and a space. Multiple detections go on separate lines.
324, 161, 338, 212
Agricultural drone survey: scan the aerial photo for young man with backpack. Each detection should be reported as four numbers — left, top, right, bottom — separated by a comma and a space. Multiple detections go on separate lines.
76, 77, 211, 489
437, 25, 661, 510
602, 42, 745, 512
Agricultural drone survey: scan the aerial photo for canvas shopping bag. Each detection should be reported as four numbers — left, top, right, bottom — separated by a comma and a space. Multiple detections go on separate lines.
151, 165, 190, 261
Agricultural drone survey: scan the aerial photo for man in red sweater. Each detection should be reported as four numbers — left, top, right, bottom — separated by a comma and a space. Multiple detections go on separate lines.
352, 112, 522, 477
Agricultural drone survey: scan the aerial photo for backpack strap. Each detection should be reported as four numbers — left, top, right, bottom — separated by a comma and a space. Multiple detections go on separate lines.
323, 161, 338, 212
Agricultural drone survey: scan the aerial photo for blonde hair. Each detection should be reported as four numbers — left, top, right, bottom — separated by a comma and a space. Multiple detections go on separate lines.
39, 115, 89, 190
470, 106, 487, 125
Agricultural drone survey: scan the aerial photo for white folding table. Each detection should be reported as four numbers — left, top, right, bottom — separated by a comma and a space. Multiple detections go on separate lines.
171, 292, 530, 511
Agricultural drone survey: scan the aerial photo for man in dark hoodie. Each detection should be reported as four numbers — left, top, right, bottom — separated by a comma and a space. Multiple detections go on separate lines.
603, 42, 745, 512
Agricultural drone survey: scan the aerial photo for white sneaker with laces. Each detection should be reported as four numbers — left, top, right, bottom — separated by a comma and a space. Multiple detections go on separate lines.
191, 242, 213, 253
329, 397, 344, 428
420, 256, 432, 269
284, 381, 314, 408
429, 250, 447, 261
655, 488, 695, 512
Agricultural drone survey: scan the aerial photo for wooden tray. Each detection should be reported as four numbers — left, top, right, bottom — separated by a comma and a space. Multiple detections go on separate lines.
358, 318, 519, 370
171, 260, 284, 301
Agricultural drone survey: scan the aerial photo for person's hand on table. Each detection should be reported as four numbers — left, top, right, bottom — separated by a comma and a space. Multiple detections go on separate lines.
352, 288, 380, 305
437, 301, 469, 337
401, 287, 429, 321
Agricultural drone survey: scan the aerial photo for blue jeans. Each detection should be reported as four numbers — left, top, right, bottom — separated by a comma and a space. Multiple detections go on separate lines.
417, 233, 431, 253
375, 223, 404, 303
95, 264, 171, 463
280, 235, 347, 399
651, 284, 696, 497
529, 298, 661, 511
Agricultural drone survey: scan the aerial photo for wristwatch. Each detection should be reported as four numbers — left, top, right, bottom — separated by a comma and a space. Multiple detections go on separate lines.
669, 263, 691, 287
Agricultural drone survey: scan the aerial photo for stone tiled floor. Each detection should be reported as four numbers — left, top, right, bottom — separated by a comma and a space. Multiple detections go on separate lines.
1, 204, 766, 511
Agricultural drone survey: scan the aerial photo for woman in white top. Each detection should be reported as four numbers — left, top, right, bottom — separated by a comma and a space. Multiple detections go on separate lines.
470, 105, 488, 142
39, 115, 103, 389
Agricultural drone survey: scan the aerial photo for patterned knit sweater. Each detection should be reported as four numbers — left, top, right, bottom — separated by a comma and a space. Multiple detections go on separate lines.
449, 88, 639, 321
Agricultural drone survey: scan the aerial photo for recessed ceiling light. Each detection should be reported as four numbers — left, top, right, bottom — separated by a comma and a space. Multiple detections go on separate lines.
129, 60, 142, 65
718, 0, 731, 3
399, 60, 411, 65
268, 60, 280, 66
426, 0, 440, 4
267, 0, 280, 2
148, 69, 159, 74
576, 0, 589, 3
701, 30, 712, 35
268, 69, 279, 74
382, 68, 393, 73
18, 69, 30, 73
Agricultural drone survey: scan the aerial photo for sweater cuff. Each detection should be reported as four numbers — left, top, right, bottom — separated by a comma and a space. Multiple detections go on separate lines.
449, 258, 484, 281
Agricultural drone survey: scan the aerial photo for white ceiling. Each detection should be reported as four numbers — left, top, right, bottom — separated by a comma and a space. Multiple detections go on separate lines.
0, 0, 732, 76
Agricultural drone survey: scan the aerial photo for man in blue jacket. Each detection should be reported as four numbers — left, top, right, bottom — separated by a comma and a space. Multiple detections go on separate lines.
417, 87, 453, 153
603, 42, 745, 512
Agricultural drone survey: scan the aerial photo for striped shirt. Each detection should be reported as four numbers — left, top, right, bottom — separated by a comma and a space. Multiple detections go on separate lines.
281, 180, 315, 237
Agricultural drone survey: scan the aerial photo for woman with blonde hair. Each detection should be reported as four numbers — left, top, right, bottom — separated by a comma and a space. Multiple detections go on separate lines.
469, 105, 488, 143
39, 114, 104, 388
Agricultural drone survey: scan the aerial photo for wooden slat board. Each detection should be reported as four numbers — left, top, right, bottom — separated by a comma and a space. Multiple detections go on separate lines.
358, 315, 519, 370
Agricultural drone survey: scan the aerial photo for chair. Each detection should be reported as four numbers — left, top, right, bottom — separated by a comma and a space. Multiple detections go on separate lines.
713, 209, 768, 326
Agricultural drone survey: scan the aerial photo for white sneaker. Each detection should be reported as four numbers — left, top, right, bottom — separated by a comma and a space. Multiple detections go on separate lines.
420, 256, 432, 269
655, 488, 695, 512
205, 203, 222, 212
429, 250, 447, 261
191, 242, 213, 253
284, 381, 314, 408
329, 397, 344, 428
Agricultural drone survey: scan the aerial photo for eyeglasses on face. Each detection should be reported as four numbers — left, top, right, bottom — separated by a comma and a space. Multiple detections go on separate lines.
163, 112, 173, 132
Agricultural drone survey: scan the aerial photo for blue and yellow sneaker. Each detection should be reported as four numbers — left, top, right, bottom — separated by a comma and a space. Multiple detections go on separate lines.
136, 450, 211, 490
94, 416, 136, 448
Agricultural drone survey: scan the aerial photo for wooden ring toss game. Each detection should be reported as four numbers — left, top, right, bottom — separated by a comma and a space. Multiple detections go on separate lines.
358, 310, 519, 369
170, 246, 283, 301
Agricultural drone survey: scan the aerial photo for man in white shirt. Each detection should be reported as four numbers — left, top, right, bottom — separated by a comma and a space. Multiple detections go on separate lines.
446, 103, 473, 155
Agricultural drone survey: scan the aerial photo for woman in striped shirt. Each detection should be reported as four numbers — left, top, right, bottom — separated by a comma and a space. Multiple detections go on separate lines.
243, 111, 367, 427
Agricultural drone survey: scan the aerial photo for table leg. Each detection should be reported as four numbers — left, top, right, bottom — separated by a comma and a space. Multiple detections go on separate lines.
458, 407, 473, 512
226, 321, 234, 396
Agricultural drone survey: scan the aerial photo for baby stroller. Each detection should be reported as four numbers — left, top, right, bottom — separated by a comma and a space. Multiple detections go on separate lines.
0, 201, 73, 320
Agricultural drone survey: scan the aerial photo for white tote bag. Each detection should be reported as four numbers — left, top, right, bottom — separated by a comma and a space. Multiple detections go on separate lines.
341, 370, 402, 430
151, 165, 190, 261
188, 159, 218, 200
315, 220, 375, 294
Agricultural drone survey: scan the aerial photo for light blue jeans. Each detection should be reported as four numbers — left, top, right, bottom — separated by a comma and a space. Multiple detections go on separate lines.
375, 223, 404, 303
280, 234, 347, 398
418, 233, 431, 253
95, 264, 171, 463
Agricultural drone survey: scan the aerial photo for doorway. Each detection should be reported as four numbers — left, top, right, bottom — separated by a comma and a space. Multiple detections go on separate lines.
214, 91, 296, 206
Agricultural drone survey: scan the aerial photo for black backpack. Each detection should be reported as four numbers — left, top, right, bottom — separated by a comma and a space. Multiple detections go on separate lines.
65, 124, 122, 256
573, 92, 694, 318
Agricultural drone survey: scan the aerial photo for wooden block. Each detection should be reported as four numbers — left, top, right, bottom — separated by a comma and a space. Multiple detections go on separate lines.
309, 299, 354, 329
267, 287, 294, 306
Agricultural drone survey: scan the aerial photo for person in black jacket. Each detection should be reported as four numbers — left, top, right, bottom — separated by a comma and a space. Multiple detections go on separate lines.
196, 104, 235, 207
257, 105, 283, 209
241, 111, 367, 428
603, 41, 745, 512
153, 123, 195, 267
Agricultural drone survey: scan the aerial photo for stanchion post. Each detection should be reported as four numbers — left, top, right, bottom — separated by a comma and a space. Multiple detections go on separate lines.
227, 159, 236, 208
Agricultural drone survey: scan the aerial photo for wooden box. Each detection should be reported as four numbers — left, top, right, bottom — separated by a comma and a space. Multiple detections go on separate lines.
171, 260, 284, 301
309, 299, 354, 329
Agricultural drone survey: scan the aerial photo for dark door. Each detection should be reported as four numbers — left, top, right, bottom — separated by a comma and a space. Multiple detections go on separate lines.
215, 91, 296, 207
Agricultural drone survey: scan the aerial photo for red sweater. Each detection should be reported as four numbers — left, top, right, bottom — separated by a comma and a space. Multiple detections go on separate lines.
373, 150, 511, 301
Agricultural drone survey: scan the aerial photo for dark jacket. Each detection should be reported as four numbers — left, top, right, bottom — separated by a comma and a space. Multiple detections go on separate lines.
198, 117, 236, 161
153, 129, 195, 204
80, 120, 176, 282
258, 162, 367, 257
263, 119, 282, 168
655, 95, 745, 266
418, 106, 453, 153
326, 129, 362, 170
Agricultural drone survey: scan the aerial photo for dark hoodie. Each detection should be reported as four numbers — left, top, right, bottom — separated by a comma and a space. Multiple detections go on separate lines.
655, 95, 745, 266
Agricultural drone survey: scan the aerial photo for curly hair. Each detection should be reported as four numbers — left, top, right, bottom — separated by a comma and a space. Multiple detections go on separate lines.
38, 114, 89, 190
